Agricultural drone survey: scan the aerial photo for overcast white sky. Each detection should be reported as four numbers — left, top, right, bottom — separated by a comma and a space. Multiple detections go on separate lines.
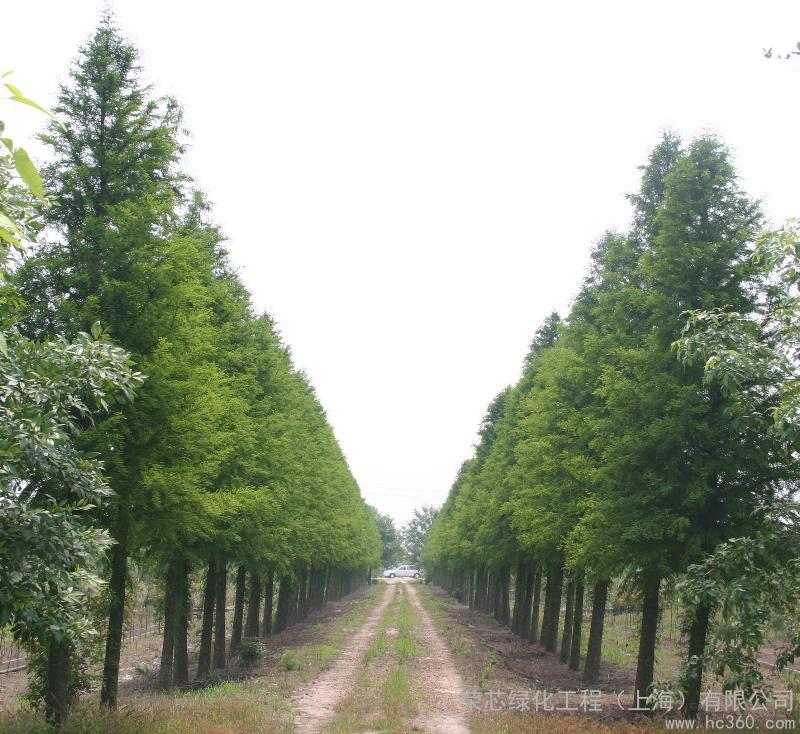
6, 1, 800, 525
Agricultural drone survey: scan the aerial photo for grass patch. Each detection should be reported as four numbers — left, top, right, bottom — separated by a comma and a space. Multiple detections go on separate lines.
381, 667, 413, 732
363, 631, 389, 663
1, 584, 388, 734
393, 585, 419, 664
478, 650, 497, 692
396, 605, 414, 636
0, 680, 293, 734
301, 643, 337, 664
394, 634, 418, 662
280, 649, 302, 671
451, 638, 473, 658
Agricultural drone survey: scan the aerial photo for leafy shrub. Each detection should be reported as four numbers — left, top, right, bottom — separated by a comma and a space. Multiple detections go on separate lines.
236, 637, 266, 666
279, 649, 302, 671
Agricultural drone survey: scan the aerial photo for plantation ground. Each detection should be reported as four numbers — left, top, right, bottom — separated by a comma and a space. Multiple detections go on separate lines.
420, 585, 800, 734
1, 580, 798, 733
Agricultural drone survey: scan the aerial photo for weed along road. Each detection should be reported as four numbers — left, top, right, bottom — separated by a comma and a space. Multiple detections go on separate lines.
292, 578, 469, 734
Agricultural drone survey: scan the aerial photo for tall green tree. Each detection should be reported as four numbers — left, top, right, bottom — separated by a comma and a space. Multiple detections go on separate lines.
0, 79, 142, 725
673, 220, 800, 694
425, 134, 794, 720
401, 506, 438, 565
370, 506, 403, 568
13, 15, 240, 707
569, 136, 789, 713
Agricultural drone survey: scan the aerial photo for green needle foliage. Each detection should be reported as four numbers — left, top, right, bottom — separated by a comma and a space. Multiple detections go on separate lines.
424, 133, 799, 718
6, 12, 380, 724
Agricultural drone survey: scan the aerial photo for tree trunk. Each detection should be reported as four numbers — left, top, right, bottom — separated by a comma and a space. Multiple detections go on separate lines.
545, 565, 563, 653
244, 573, 262, 639
212, 560, 227, 669
682, 602, 711, 719
583, 579, 609, 683
289, 573, 300, 623
500, 566, 511, 626
173, 559, 190, 687
529, 569, 542, 643
309, 566, 319, 610
275, 575, 291, 633
298, 566, 309, 620
492, 570, 500, 619
45, 637, 70, 727
158, 562, 177, 689
569, 575, 584, 671
196, 558, 216, 680
560, 581, 575, 664
230, 565, 246, 656
321, 566, 329, 607
539, 568, 553, 645
633, 575, 661, 708
520, 566, 534, 639
100, 515, 128, 708
316, 566, 327, 609
327, 569, 338, 603
512, 564, 526, 634
262, 570, 274, 636
477, 567, 488, 612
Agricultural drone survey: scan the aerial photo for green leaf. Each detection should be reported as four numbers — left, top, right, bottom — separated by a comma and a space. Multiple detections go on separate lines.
0, 211, 21, 236
0, 227, 20, 246
90, 321, 103, 340
5, 87, 64, 128
1, 70, 14, 79
0, 332, 7, 357
12, 147, 44, 199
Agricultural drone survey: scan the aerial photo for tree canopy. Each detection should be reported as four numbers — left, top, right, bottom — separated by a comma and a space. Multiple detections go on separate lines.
4, 16, 380, 723
424, 133, 799, 716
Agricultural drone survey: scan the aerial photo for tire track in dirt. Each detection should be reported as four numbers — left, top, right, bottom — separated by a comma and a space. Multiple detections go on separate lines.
406, 583, 470, 734
292, 583, 394, 733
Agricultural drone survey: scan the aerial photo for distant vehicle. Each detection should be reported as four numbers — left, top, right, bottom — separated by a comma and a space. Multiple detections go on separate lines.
383, 564, 422, 579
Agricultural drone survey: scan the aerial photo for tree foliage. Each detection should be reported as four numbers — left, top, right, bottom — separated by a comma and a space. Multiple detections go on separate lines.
424, 134, 799, 715
400, 505, 438, 566
370, 506, 403, 568
4, 15, 380, 722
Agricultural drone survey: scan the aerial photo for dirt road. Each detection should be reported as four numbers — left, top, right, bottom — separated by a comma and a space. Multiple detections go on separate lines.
292, 579, 469, 734
292, 582, 394, 733
406, 582, 470, 734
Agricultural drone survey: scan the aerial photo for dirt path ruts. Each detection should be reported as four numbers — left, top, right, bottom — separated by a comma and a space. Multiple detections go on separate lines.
292, 583, 394, 733
406, 583, 470, 734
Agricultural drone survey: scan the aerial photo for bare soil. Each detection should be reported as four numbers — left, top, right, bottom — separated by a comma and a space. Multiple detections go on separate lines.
422, 585, 633, 702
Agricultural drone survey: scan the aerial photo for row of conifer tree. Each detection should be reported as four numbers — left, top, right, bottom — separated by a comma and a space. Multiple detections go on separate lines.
423, 132, 797, 718
9, 16, 382, 721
